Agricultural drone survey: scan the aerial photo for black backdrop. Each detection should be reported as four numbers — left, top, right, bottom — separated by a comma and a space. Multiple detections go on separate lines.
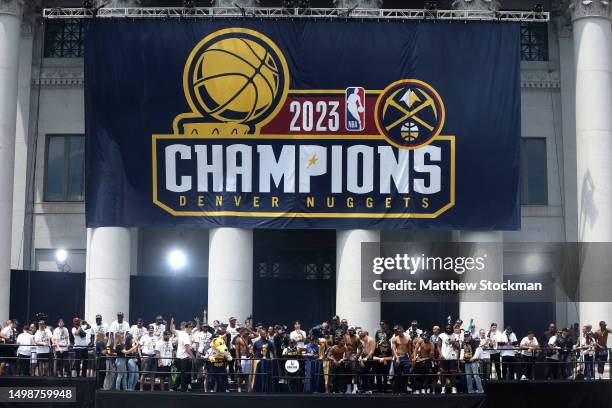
128, 276, 208, 323
9, 269, 85, 326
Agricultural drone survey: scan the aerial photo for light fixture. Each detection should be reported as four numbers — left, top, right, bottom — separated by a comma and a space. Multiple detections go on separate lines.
298, 0, 310, 8
184, 0, 195, 8
533, 4, 544, 13
82, 0, 93, 8
168, 249, 187, 271
526, 254, 543, 273
55, 249, 69, 272
283, 0, 295, 8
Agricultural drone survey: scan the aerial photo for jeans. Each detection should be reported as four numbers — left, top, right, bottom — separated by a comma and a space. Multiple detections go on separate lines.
465, 362, 484, 393
583, 354, 595, 380
115, 358, 127, 390
127, 358, 139, 390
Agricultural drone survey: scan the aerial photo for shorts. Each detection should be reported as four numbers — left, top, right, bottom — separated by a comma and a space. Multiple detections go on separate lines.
595, 349, 608, 362
142, 355, 157, 372
37, 353, 50, 362
440, 359, 458, 373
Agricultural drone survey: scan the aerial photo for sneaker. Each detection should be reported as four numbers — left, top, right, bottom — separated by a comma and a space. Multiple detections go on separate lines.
414, 390, 420, 394
451, 387, 457, 394
441, 387, 446, 394
520, 375, 527, 380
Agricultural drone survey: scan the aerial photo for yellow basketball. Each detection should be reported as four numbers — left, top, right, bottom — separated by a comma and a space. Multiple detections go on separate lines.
190, 37, 281, 124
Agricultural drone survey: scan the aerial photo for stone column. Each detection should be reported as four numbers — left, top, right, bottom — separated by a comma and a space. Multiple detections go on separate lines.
570, 0, 612, 329
207, 228, 253, 324
459, 231, 504, 331
85, 227, 133, 321
0, 0, 23, 322
336, 230, 380, 335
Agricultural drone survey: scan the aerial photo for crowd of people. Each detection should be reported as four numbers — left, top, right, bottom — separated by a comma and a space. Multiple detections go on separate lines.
0, 311, 610, 394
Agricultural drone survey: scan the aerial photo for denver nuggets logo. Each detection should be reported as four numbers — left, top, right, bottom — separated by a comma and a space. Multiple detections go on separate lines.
175, 28, 289, 136
374, 79, 445, 149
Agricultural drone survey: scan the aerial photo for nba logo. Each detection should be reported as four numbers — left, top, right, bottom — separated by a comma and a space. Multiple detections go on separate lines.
345, 87, 365, 131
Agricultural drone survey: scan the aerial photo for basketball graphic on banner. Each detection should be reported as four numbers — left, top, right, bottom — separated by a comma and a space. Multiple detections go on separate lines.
400, 121, 419, 141
185, 29, 289, 128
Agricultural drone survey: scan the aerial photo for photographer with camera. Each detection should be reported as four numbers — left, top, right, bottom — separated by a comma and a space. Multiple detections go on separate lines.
72, 317, 92, 377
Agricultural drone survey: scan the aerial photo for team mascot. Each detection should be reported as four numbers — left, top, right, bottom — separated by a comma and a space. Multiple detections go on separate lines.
205, 336, 233, 392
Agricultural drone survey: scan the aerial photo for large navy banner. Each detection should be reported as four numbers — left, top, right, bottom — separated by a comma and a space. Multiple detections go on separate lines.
85, 20, 520, 229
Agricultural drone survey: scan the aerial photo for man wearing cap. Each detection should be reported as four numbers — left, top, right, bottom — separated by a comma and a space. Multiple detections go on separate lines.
373, 340, 392, 393
461, 332, 484, 393
91, 315, 109, 340
109, 313, 130, 345
406, 320, 423, 340
413, 332, 435, 394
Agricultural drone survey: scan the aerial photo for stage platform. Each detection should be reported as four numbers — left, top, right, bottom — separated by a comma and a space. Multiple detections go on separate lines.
1, 377, 611, 408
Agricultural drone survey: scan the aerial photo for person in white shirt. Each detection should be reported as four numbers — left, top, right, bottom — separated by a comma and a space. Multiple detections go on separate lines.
16, 326, 34, 376
461, 332, 484, 393
0, 320, 18, 376
578, 325, 596, 380
406, 320, 423, 340
486, 323, 502, 380
546, 329, 561, 379
519, 331, 539, 380
109, 312, 130, 345
52, 319, 70, 377
72, 318, 92, 378
138, 325, 157, 391
90, 314, 109, 342
175, 322, 195, 392
130, 318, 147, 342
438, 324, 460, 394
289, 321, 307, 351
155, 331, 174, 391
498, 326, 518, 380
151, 316, 166, 341
34, 321, 53, 376
476, 329, 492, 380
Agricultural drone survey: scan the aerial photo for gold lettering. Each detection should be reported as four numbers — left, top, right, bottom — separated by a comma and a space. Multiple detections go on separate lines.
326, 197, 335, 208
307, 196, 315, 208
403, 196, 410, 208
215, 195, 223, 207
385, 197, 392, 208
346, 197, 354, 208
253, 196, 260, 208
197, 196, 204, 207
421, 197, 429, 208
271, 196, 279, 207
366, 197, 374, 208
180, 196, 187, 207
234, 196, 242, 206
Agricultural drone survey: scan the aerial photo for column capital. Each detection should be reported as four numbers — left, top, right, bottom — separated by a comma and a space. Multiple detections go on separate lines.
569, 0, 611, 21
333, 0, 383, 8
451, 0, 501, 12
0, 0, 24, 17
